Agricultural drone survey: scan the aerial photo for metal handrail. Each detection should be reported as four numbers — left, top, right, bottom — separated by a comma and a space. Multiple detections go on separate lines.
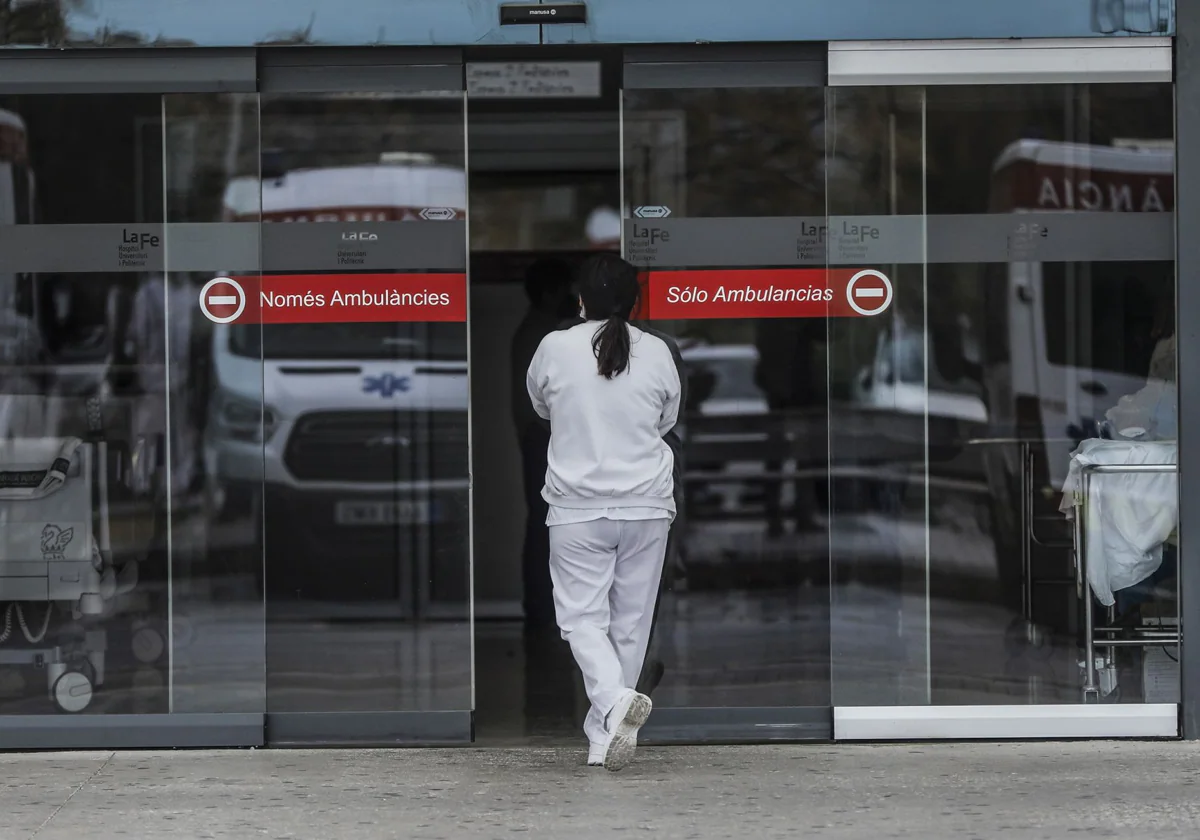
1080, 463, 1177, 474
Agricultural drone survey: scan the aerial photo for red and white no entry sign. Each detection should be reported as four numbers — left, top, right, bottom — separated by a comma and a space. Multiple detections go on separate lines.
199, 277, 247, 324
845, 269, 893, 317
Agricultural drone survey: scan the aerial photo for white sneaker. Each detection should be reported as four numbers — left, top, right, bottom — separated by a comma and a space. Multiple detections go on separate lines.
601, 690, 652, 772
587, 744, 605, 767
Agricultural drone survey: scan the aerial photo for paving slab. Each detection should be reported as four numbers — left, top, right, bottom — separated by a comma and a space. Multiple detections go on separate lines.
0, 751, 115, 838
2, 742, 1199, 839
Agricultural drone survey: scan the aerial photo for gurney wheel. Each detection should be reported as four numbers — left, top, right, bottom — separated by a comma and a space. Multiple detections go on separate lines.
66, 655, 97, 687
52, 670, 94, 714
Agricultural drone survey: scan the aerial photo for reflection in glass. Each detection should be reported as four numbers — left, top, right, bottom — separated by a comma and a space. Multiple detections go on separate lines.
624, 87, 832, 708
926, 85, 1177, 706
0, 93, 264, 715
830, 83, 1178, 707
624, 80, 1179, 717
164, 92, 265, 714
251, 93, 471, 714
825, 87, 931, 707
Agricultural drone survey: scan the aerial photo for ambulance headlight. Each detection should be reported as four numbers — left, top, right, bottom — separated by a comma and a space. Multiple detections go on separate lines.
215, 391, 278, 444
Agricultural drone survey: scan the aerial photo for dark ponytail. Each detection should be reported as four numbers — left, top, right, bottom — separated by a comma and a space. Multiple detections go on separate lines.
576, 253, 641, 379
593, 315, 632, 380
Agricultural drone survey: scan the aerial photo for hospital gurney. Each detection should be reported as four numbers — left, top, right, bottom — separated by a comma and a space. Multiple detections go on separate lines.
1062, 439, 1179, 703
0, 399, 139, 712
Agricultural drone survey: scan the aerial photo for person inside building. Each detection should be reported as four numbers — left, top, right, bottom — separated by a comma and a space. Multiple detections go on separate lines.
511, 257, 577, 632
526, 253, 681, 771
1103, 291, 1178, 620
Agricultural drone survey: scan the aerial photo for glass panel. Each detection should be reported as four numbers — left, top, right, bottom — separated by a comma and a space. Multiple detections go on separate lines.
827, 82, 1179, 708
825, 87, 931, 706
253, 91, 471, 714
163, 92, 265, 713
931, 83, 1176, 705
469, 173, 621, 252
621, 86, 832, 709
0, 91, 264, 718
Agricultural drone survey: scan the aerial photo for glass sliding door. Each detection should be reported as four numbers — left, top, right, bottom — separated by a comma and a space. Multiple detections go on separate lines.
620, 40, 1178, 743
824, 85, 931, 709
161, 91, 266, 721
251, 51, 473, 745
827, 39, 1180, 739
0, 53, 265, 748
621, 46, 834, 741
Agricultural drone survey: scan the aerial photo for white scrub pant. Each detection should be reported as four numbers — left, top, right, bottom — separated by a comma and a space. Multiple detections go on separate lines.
548, 517, 669, 747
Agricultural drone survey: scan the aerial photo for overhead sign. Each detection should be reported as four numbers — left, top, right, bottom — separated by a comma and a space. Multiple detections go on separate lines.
466, 62, 601, 99
634, 206, 672, 219
499, 2, 588, 25
203, 273, 467, 325
637, 268, 893, 320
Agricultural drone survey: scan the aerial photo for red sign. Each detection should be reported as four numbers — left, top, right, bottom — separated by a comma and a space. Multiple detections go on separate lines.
201, 273, 467, 325
637, 268, 892, 321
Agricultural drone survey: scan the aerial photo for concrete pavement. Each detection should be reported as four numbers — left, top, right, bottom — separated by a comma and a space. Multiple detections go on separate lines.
4, 741, 1200, 839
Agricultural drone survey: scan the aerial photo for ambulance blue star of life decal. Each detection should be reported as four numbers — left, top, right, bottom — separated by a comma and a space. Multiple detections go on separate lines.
363, 374, 412, 397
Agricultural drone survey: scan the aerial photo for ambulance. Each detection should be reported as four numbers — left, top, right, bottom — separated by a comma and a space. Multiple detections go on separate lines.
983, 138, 1174, 476
206, 152, 469, 609
972, 138, 1175, 564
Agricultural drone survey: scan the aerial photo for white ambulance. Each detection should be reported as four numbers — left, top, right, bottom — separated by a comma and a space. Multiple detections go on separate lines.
972, 139, 1175, 564
984, 139, 1174, 475
206, 154, 469, 609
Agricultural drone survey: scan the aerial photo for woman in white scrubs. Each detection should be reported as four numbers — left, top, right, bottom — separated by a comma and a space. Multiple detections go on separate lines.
526, 253, 681, 771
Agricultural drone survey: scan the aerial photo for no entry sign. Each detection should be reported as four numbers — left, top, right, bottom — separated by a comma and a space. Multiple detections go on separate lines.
845, 269, 893, 317
199, 277, 247, 324
638, 268, 894, 320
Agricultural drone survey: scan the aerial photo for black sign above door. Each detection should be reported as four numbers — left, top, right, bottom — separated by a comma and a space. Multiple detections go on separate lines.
500, 3, 587, 25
